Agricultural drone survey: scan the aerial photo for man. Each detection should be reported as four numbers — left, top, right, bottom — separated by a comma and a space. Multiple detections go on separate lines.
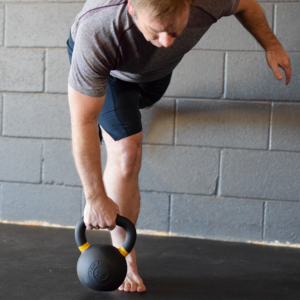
67, 0, 291, 293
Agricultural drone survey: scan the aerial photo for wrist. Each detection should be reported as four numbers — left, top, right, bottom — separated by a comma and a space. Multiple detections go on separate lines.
261, 34, 282, 52
85, 191, 107, 204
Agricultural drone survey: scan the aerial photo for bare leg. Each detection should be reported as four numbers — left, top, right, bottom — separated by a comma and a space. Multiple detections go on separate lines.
101, 128, 146, 293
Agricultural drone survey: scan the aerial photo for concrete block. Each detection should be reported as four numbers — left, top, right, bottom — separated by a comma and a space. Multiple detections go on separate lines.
276, 4, 300, 52
165, 51, 224, 98
176, 100, 270, 149
0, 48, 44, 92
0, 137, 42, 183
43, 140, 81, 186
6, 4, 82, 47
195, 4, 273, 51
141, 99, 175, 145
220, 149, 300, 201
139, 145, 219, 194
271, 103, 300, 151
226, 52, 300, 101
0, 6, 3, 46
136, 192, 169, 233
46, 49, 70, 94
265, 201, 300, 244
1, 183, 82, 226
3, 93, 71, 139
170, 194, 263, 241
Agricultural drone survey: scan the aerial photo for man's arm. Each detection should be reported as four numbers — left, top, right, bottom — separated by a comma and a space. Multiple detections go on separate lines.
68, 84, 119, 230
234, 0, 291, 84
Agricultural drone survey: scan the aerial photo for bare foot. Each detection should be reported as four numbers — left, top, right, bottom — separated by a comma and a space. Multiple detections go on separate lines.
110, 221, 146, 292
118, 251, 146, 292
118, 270, 146, 292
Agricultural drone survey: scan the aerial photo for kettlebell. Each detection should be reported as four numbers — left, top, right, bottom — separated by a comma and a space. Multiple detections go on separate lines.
75, 215, 136, 291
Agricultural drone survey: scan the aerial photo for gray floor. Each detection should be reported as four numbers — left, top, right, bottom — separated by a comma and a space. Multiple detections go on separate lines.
0, 223, 299, 300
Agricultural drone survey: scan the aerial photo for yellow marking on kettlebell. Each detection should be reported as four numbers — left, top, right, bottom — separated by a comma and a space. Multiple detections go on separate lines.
118, 246, 128, 257
79, 242, 91, 252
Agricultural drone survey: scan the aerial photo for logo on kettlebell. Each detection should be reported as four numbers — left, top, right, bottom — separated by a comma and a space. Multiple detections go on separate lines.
88, 261, 114, 286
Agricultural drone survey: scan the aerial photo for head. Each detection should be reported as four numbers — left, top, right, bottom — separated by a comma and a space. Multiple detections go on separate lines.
128, 0, 194, 48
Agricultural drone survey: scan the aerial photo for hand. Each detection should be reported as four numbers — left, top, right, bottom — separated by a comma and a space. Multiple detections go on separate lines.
84, 196, 120, 231
265, 44, 291, 85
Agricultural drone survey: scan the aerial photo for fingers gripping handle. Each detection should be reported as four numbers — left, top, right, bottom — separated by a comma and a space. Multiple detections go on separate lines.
75, 215, 137, 257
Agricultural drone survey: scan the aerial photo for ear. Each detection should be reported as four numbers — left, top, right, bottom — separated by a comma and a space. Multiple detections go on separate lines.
128, 0, 135, 16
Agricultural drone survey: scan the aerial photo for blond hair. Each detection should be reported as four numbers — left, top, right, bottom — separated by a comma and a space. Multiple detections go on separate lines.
130, 0, 196, 21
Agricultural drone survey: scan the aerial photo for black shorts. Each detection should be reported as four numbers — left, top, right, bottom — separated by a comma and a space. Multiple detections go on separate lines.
67, 33, 172, 141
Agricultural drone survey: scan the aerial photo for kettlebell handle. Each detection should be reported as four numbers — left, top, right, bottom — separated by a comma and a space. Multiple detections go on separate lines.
75, 215, 136, 257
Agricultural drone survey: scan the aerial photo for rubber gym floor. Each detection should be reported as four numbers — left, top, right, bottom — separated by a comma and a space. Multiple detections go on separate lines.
0, 222, 299, 300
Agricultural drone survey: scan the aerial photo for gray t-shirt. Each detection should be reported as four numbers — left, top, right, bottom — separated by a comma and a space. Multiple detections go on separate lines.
69, 0, 240, 97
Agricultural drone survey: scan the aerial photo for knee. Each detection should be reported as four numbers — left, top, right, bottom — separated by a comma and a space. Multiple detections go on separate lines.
118, 142, 142, 177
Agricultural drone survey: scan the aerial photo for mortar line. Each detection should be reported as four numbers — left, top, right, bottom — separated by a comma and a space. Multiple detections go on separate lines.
43, 49, 47, 93
168, 194, 172, 235
222, 52, 228, 99
174, 99, 178, 145
139, 189, 300, 203
40, 140, 45, 183
216, 149, 223, 196
44, 182, 83, 188
3, 5, 6, 47
273, 4, 277, 35
0, 180, 82, 188
166, 98, 300, 104
2, 5, 6, 46
143, 142, 300, 154
0, 91, 68, 95
262, 201, 267, 242
172, 99, 176, 145
0, 93, 3, 136
0, 1, 86, 3
271, 3, 275, 33
2, 46, 72, 50
268, 102, 274, 150
1, 135, 71, 141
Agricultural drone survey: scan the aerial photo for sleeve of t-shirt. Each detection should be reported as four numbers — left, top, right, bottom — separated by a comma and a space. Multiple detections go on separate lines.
68, 26, 114, 98
221, 0, 240, 17
197, 0, 240, 21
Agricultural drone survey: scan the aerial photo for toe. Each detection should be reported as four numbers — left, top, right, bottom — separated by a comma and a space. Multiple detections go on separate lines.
124, 282, 131, 292
118, 282, 124, 291
137, 283, 147, 293
130, 282, 137, 292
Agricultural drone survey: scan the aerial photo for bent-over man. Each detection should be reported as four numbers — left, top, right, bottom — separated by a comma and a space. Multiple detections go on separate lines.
67, 0, 291, 292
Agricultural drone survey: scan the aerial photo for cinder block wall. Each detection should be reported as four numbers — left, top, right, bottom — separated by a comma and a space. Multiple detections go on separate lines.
0, 0, 299, 245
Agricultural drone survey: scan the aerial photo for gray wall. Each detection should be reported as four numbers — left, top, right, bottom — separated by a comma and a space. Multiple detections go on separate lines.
0, 0, 299, 245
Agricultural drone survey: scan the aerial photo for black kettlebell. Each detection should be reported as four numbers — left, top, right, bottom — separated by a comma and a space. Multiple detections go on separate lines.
75, 215, 136, 291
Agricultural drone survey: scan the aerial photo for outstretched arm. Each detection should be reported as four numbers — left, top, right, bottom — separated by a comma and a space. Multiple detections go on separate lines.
68, 85, 119, 230
234, 0, 291, 85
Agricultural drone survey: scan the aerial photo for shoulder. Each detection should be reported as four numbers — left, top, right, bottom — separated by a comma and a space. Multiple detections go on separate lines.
192, 0, 240, 20
72, 0, 130, 39
78, 0, 127, 18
